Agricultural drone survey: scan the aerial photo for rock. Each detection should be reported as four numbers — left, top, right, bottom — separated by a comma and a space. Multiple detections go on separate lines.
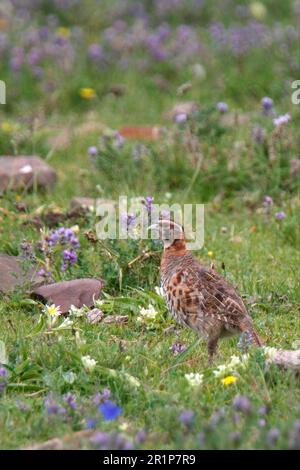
102, 315, 128, 325
87, 308, 104, 324
267, 349, 300, 372
0, 253, 44, 293
32, 278, 105, 314
118, 126, 162, 141
164, 101, 199, 121
24, 430, 94, 450
0, 156, 56, 193
70, 197, 116, 213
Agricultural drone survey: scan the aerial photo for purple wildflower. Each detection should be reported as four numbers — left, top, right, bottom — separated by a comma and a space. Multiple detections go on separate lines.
85, 418, 97, 429
0, 367, 8, 394
175, 112, 188, 123
178, 409, 194, 427
266, 428, 280, 447
99, 400, 123, 421
0, 367, 8, 377
92, 389, 111, 406
273, 113, 290, 126
229, 431, 241, 444
63, 392, 77, 410
135, 430, 147, 444
170, 342, 187, 356
232, 395, 252, 414
217, 102, 228, 113
88, 146, 98, 157
252, 126, 265, 144
261, 96, 273, 114
44, 393, 66, 415
258, 419, 266, 427
275, 211, 286, 220
143, 196, 154, 215
88, 44, 104, 62
160, 210, 170, 219
62, 249, 78, 271
258, 405, 269, 416
90, 431, 110, 448
263, 195, 273, 207
121, 212, 136, 231
113, 132, 125, 149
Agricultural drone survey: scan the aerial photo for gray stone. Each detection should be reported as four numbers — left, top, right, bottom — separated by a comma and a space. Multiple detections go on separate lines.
70, 197, 116, 213
0, 253, 44, 293
32, 278, 105, 313
0, 156, 56, 193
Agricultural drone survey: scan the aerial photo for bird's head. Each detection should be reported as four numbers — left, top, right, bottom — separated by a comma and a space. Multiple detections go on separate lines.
148, 219, 186, 251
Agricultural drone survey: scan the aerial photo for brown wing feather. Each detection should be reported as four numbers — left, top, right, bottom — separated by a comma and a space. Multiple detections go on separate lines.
168, 263, 248, 327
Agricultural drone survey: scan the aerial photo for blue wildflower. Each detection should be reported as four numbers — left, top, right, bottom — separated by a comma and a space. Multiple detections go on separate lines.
99, 400, 123, 421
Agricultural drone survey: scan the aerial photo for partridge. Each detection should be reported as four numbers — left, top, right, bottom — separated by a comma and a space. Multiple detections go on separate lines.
149, 220, 262, 360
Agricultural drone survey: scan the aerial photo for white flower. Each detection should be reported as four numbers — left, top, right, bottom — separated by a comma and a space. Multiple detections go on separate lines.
213, 364, 228, 378
139, 304, 158, 320
81, 355, 97, 372
43, 304, 61, 327
263, 346, 278, 361
228, 355, 241, 368
70, 224, 80, 234
69, 304, 85, 317
124, 373, 140, 388
44, 303, 61, 317
185, 372, 203, 387
56, 318, 74, 329
63, 371, 77, 384
119, 422, 129, 431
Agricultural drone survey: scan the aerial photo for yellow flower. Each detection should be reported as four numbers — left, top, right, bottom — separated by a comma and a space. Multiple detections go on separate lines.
1, 122, 13, 133
221, 375, 237, 386
79, 88, 96, 100
207, 251, 214, 257
56, 27, 71, 38
249, 2, 267, 20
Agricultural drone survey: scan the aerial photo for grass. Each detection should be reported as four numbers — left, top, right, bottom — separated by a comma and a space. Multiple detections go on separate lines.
0, 0, 300, 450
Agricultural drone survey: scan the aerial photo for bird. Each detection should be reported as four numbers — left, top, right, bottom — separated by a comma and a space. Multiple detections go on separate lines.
149, 219, 263, 361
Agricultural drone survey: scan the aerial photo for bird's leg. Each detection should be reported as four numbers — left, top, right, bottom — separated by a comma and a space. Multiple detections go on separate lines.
207, 336, 219, 365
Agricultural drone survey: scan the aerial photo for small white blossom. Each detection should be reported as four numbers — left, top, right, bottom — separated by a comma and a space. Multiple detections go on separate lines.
213, 364, 228, 378
63, 371, 77, 384
56, 318, 74, 329
228, 355, 241, 368
139, 304, 158, 320
124, 373, 140, 388
185, 372, 203, 387
69, 304, 85, 317
81, 355, 97, 372
43, 304, 61, 327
